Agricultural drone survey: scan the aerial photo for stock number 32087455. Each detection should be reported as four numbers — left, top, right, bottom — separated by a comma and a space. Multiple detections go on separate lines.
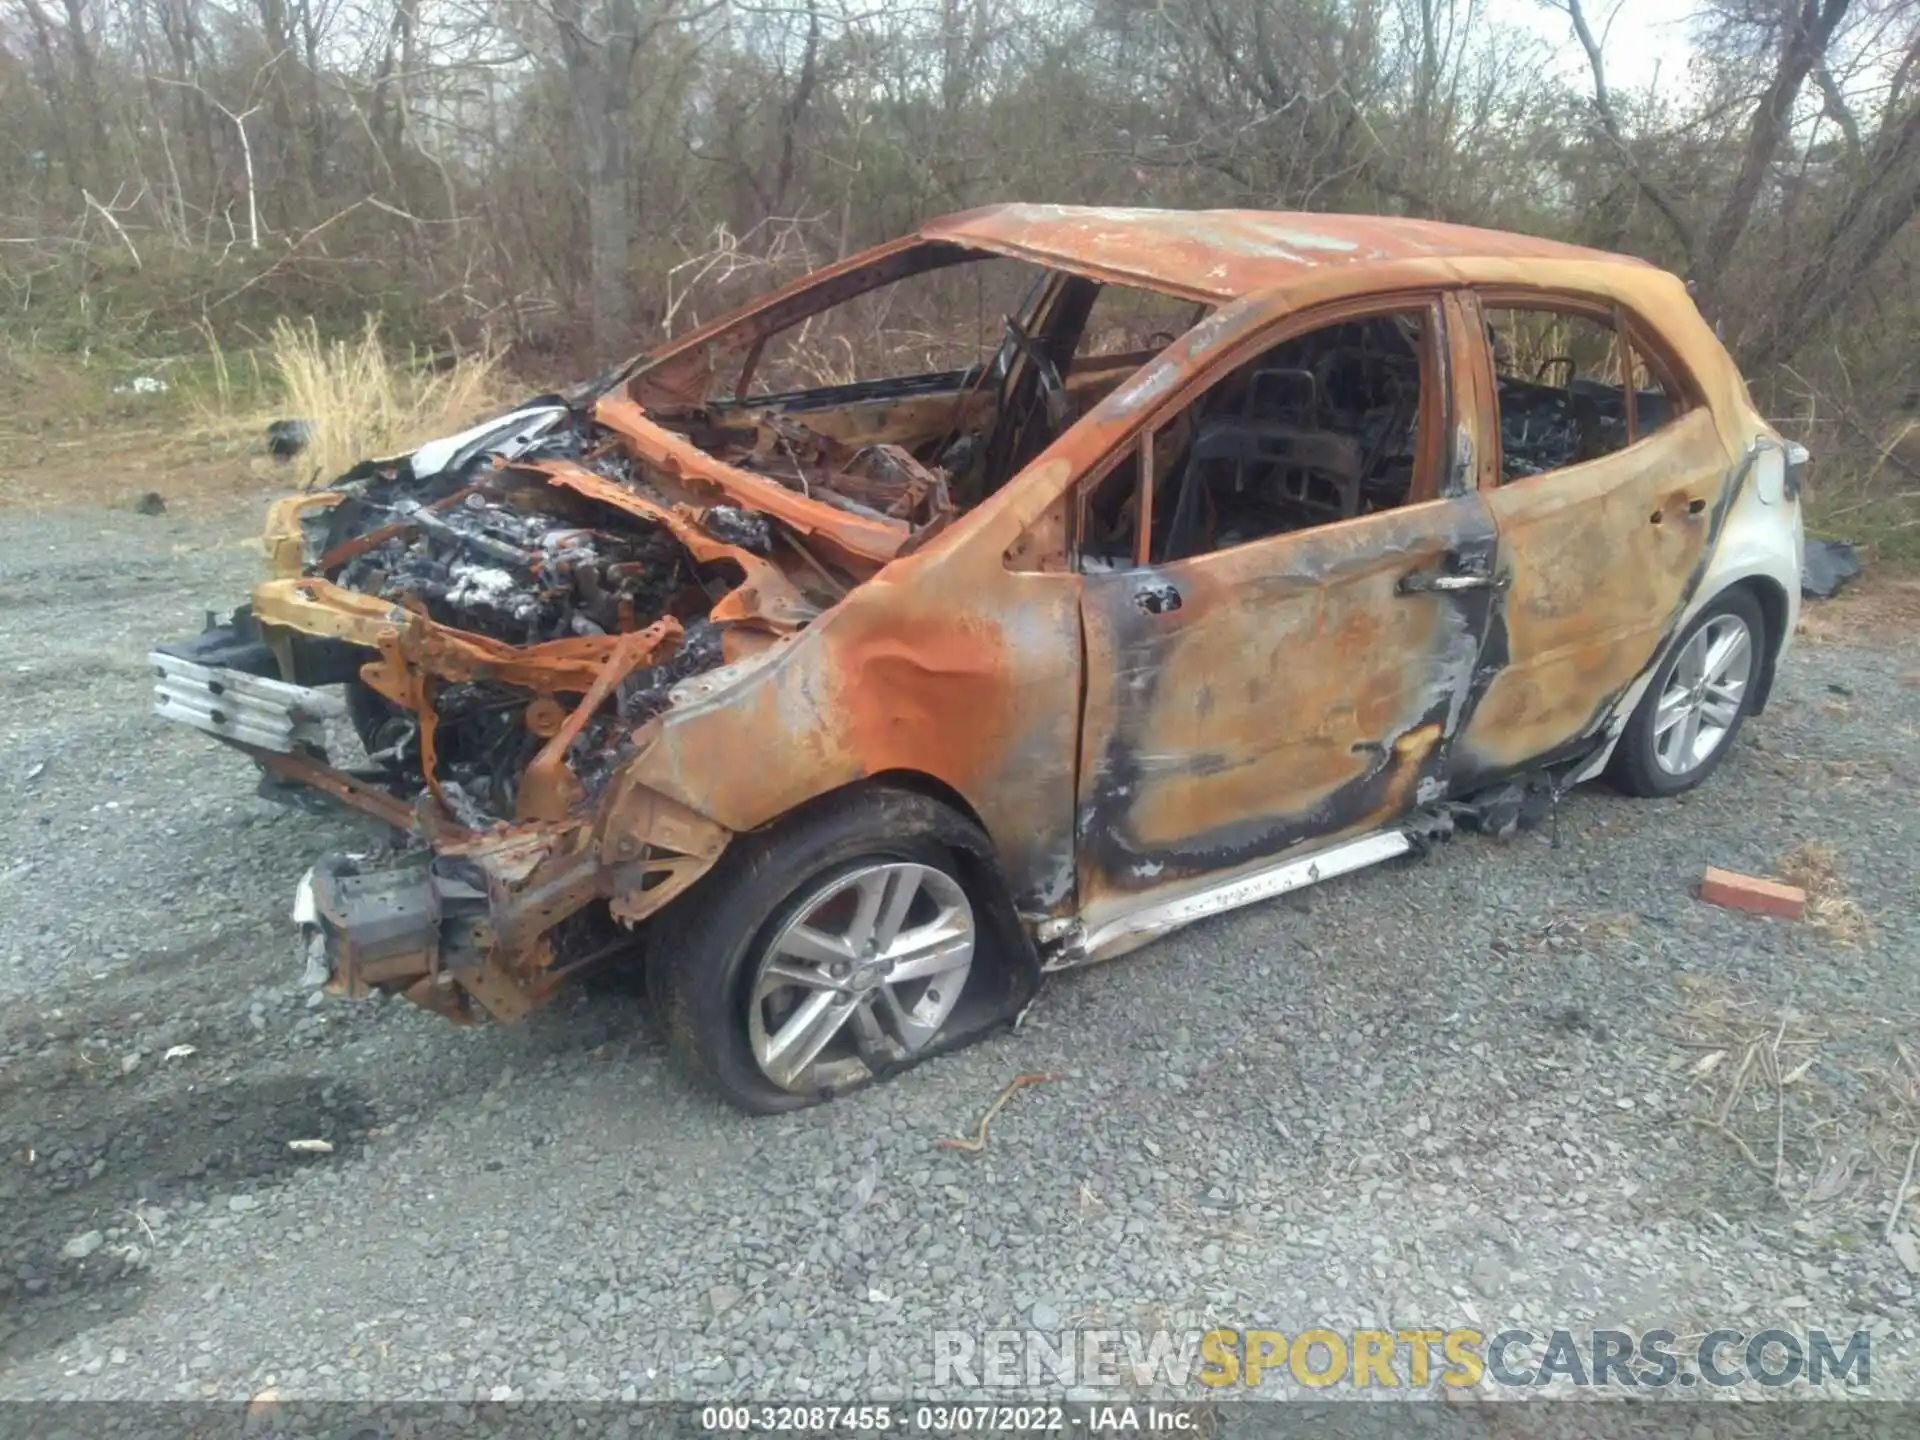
700, 1404, 1067, 1433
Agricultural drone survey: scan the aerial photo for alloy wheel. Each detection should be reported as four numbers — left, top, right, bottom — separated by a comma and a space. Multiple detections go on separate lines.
1653, 614, 1754, 777
747, 862, 975, 1090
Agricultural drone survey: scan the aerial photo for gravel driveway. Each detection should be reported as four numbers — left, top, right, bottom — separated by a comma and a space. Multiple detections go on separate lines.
1, 501, 1915, 1404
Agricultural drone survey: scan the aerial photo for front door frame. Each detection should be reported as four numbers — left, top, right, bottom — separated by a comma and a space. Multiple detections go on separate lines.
1068, 288, 1508, 926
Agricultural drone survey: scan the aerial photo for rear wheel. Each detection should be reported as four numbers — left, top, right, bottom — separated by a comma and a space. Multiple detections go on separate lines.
648, 787, 1018, 1113
1608, 587, 1765, 797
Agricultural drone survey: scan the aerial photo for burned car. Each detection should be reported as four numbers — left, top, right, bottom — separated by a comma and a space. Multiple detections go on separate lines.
152, 206, 1805, 1112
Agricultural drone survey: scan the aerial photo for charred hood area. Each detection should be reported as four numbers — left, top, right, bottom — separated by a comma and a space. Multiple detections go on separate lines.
273, 388, 963, 830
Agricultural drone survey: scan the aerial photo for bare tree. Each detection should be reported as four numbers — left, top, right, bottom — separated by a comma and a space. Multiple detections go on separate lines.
547, 0, 721, 356
1689, 0, 1857, 308
1549, 0, 1697, 252
157, 50, 286, 249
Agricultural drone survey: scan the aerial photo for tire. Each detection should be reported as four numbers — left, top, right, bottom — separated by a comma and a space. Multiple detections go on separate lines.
1608, 586, 1767, 798
647, 786, 1027, 1114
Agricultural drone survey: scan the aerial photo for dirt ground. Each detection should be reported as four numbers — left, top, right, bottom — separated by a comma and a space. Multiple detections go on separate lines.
0, 451, 1916, 1408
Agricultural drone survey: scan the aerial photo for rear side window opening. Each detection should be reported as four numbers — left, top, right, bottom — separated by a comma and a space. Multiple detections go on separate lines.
1481, 300, 1693, 484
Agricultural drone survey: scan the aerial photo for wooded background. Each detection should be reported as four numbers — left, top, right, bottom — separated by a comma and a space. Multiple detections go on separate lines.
2, 0, 1916, 533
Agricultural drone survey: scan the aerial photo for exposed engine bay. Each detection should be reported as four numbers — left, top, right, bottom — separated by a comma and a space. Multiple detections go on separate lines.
263, 401, 943, 829
166, 271, 1162, 839
319, 478, 736, 828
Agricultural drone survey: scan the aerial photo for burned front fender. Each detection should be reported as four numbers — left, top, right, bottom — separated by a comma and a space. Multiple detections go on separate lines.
613, 523, 1087, 919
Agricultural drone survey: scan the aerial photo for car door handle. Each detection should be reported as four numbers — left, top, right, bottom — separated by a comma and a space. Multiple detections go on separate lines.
1402, 572, 1493, 592
1398, 554, 1506, 596
1132, 580, 1183, 615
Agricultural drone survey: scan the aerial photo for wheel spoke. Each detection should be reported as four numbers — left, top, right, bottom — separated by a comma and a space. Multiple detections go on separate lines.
1677, 636, 1707, 687
1658, 700, 1692, 768
846, 997, 891, 1065
877, 982, 940, 1052
871, 866, 923, 953
1653, 685, 1692, 738
884, 920, 973, 984
1703, 625, 1751, 685
843, 870, 890, 955
777, 922, 855, 969
757, 957, 840, 995
760, 989, 851, 1086
1673, 705, 1702, 765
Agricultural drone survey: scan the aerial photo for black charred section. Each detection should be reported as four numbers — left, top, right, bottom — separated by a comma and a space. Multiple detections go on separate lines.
334, 491, 695, 647
300, 404, 779, 825
618, 620, 726, 721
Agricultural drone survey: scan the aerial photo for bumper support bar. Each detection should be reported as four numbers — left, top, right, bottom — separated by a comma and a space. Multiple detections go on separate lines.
150, 651, 345, 752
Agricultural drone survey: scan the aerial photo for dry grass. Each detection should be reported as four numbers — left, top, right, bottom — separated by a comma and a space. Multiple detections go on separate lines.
1666, 976, 1920, 1224
1777, 840, 1872, 945
1796, 574, 1920, 650
248, 317, 508, 487
1529, 909, 1642, 950
0, 318, 509, 511
186, 315, 507, 489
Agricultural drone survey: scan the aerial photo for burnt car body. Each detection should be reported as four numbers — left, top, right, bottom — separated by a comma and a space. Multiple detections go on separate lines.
151, 206, 1806, 1111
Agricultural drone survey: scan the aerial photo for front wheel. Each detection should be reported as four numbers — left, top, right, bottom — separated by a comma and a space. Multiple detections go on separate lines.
648, 787, 1023, 1113
1608, 587, 1766, 797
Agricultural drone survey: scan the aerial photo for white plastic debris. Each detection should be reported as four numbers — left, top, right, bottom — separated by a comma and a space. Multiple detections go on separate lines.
112, 375, 169, 395
163, 1044, 197, 1061
287, 1138, 334, 1155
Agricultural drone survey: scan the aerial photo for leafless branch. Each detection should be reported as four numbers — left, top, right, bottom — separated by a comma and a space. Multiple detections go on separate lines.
1553, 0, 1696, 256
81, 187, 142, 269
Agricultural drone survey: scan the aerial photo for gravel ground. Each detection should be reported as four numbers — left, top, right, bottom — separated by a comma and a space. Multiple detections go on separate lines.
0, 501, 1916, 1407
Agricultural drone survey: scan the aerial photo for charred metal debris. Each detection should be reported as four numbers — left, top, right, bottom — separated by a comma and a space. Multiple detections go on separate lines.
174, 390, 963, 835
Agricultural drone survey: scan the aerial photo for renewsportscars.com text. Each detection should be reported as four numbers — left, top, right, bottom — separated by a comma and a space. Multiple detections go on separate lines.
932, 1326, 1871, 1391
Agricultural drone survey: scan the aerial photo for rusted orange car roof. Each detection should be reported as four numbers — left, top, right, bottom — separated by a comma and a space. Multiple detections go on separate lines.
921, 204, 1642, 302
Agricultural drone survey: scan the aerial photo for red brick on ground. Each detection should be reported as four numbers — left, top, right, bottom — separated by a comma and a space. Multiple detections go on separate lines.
1698, 867, 1808, 920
